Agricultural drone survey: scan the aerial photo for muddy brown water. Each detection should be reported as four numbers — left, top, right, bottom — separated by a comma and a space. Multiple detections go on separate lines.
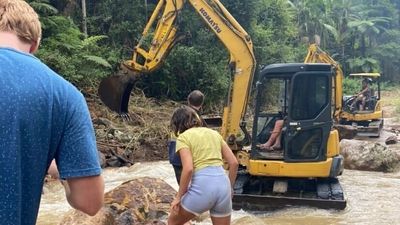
37, 161, 400, 225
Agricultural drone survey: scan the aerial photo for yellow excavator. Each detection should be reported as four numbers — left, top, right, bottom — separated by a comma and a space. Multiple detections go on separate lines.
98, 0, 346, 210
340, 72, 383, 137
304, 44, 383, 137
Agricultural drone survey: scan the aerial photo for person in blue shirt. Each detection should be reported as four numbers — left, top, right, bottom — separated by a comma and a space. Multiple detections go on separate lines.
0, 1, 104, 224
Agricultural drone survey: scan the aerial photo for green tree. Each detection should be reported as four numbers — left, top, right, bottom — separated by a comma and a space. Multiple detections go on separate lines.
28, 0, 114, 86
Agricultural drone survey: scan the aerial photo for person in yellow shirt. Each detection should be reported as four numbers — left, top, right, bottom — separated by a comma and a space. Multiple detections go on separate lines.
169, 90, 207, 185
167, 106, 238, 225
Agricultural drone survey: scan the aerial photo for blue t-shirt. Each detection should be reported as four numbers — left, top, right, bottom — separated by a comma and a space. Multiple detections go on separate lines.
0, 48, 102, 225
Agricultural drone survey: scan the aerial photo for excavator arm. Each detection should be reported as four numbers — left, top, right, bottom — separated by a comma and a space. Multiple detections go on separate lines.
304, 44, 343, 122
124, 0, 184, 73
98, 0, 256, 144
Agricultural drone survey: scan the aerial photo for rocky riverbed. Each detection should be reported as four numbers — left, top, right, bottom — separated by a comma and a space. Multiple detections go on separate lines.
37, 89, 400, 224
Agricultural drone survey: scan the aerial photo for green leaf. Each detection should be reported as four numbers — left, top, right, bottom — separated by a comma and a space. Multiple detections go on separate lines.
323, 23, 338, 41
29, 2, 58, 15
82, 55, 112, 68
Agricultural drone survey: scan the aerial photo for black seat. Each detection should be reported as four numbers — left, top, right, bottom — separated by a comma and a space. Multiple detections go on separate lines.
257, 117, 279, 144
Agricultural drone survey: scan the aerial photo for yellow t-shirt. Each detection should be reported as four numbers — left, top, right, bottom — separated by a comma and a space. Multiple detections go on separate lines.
176, 127, 224, 171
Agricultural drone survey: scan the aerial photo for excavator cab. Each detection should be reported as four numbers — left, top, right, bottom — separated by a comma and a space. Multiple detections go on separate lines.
340, 73, 383, 137
253, 63, 332, 162
233, 63, 346, 210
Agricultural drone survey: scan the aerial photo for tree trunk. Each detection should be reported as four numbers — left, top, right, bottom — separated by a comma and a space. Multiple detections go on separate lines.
361, 34, 366, 57
82, 0, 88, 37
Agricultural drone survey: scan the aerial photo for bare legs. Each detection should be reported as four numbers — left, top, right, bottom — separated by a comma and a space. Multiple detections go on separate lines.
258, 120, 283, 151
350, 95, 366, 111
167, 204, 195, 225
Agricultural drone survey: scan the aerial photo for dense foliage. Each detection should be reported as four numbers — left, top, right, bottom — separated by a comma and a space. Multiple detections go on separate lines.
29, 0, 400, 106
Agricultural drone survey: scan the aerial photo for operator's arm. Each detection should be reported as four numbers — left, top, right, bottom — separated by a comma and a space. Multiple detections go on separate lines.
361, 86, 370, 95
356, 86, 368, 96
221, 141, 238, 188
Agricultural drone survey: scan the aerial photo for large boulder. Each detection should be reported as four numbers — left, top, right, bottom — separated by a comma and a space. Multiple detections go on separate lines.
59, 177, 175, 225
340, 139, 400, 172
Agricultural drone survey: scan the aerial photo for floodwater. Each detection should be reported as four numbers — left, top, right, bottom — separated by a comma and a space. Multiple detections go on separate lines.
37, 161, 400, 225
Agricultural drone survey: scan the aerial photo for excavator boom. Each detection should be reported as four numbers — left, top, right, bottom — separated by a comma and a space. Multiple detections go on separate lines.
304, 44, 343, 122
98, 0, 256, 143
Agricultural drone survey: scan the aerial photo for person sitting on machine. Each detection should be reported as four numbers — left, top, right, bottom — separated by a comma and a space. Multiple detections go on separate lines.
350, 78, 371, 111
257, 119, 284, 151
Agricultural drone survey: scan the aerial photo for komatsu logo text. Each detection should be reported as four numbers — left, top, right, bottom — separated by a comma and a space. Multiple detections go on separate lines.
199, 8, 222, 33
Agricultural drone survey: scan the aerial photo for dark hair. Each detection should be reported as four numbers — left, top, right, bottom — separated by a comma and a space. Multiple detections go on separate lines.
187, 90, 204, 108
363, 78, 372, 84
170, 105, 202, 136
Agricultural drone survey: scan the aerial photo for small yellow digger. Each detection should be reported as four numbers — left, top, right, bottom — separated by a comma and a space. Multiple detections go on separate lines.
340, 73, 383, 137
304, 44, 383, 137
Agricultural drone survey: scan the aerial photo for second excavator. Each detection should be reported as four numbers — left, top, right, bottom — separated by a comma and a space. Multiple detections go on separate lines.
304, 43, 383, 137
98, 0, 346, 210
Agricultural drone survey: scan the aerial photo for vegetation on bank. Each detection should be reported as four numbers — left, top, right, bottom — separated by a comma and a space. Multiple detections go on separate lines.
27, 0, 400, 110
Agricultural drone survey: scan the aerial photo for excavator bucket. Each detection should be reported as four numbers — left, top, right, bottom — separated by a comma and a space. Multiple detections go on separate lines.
98, 73, 138, 114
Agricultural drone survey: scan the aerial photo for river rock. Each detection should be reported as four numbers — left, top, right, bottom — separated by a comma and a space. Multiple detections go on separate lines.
385, 135, 398, 145
340, 139, 400, 172
59, 177, 175, 225
107, 156, 124, 167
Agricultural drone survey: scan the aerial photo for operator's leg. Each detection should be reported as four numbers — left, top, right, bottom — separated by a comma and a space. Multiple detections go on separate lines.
271, 131, 282, 150
359, 96, 366, 110
211, 215, 231, 225
351, 95, 362, 111
259, 120, 283, 150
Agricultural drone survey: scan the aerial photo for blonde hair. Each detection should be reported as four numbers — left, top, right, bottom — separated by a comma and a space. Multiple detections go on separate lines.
0, 0, 41, 43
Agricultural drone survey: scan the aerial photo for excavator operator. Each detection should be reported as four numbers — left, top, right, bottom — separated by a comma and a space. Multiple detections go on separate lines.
350, 78, 371, 111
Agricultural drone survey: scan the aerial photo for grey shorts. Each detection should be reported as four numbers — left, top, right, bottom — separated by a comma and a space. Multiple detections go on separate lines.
180, 166, 232, 217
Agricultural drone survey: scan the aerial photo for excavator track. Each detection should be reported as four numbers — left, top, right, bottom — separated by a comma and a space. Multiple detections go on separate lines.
233, 171, 346, 211
354, 119, 384, 138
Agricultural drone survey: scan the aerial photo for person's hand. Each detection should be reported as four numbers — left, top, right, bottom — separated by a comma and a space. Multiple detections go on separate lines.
170, 197, 181, 213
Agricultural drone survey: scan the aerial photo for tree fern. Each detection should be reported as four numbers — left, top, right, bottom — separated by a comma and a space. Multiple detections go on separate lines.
82, 55, 112, 68
28, 0, 58, 15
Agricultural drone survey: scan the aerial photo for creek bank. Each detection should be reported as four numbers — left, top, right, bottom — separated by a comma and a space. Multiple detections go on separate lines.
84, 89, 180, 167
